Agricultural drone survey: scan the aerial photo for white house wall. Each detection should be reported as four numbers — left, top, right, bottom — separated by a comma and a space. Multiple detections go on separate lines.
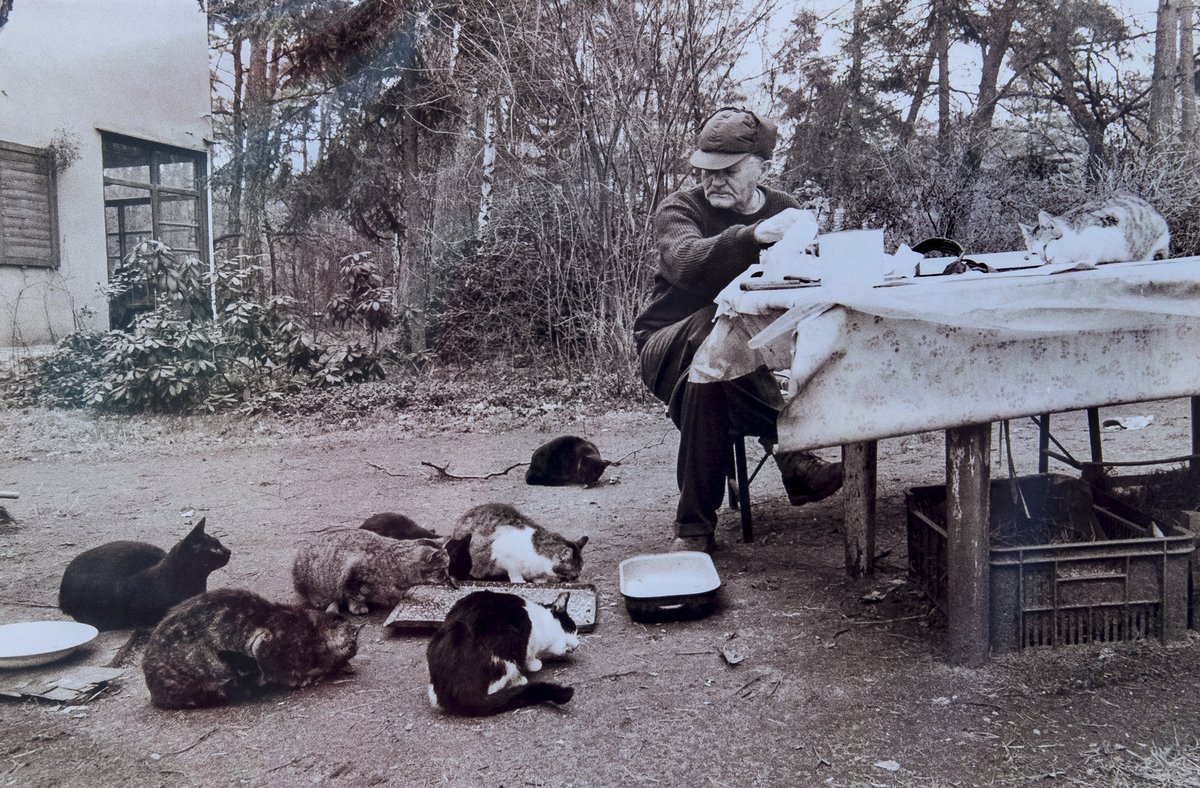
0, 0, 212, 348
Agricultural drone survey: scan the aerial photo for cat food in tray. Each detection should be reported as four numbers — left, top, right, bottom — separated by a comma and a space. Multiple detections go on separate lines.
385, 581, 597, 633
619, 552, 721, 622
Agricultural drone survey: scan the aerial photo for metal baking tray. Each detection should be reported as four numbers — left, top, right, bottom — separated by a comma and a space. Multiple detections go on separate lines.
618, 552, 721, 622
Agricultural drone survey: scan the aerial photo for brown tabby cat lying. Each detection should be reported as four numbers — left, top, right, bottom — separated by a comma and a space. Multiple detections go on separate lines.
293, 528, 453, 614
142, 589, 359, 709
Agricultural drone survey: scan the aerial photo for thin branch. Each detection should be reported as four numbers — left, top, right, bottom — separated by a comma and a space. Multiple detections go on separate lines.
419, 460, 527, 480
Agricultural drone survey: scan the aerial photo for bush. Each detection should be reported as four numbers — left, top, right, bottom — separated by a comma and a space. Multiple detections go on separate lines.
1, 245, 397, 414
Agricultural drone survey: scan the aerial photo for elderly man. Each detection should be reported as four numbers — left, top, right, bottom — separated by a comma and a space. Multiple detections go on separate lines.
633, 107, 843, 553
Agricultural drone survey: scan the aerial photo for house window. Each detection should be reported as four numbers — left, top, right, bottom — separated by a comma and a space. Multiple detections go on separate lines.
0, 140, 59, 268
102, 133, 208, 327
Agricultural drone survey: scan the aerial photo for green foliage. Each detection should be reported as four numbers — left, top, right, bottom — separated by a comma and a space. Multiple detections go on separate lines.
310, 341, 386, 386
0, 332, 107, 409
85, 306, 226, 412
326, 251, 394, 336
1, 244, 398, 414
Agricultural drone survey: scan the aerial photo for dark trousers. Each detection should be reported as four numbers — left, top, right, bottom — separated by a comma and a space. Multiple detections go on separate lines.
638, 305, 783, 537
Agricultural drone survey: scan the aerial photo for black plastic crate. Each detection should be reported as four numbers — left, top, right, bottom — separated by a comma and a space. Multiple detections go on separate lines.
906, 473, 1195, 652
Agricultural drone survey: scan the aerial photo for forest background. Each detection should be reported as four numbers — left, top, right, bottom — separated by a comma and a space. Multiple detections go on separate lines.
7, 0, 1200, 415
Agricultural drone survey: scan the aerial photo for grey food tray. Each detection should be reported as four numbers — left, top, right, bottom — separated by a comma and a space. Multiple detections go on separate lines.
384, 580, 598, 633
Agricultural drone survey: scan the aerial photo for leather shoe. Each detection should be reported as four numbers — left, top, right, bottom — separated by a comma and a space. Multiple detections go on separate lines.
777, 451, 844, 506
670, 535, 717, 554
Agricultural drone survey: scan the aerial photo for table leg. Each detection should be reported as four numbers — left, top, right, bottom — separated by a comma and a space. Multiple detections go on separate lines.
1191, 396, 1200, 484
841, 441, 876, 577
945, 423, 991, 666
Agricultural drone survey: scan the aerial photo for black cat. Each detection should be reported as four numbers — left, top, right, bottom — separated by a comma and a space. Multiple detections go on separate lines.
426, 590, 578, 716
143, 588, 359, 709
525, 436, 612, 486
360, 512, 439, 540
58, 518, 231, 630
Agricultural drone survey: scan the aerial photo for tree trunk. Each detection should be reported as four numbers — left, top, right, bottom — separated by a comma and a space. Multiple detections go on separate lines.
477, 98, 497, 239
400, 90, 426, 354
901, 29, 939, 144
936, 0, 951, 149
1180, 0, 1197, 141
1151, 0, 1179, 143
228, 36, 245, 246
243, 36, 271, 260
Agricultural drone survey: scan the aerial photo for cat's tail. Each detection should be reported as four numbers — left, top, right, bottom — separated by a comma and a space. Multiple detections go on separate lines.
434, 681, 574, 716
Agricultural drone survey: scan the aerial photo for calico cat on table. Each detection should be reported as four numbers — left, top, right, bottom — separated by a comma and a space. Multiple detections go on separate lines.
293, 528, 453, 614
446, 503, 587, 584
58, 518, 230, 630
1020, 193, 1169, 265
142, 589, 359, 709
426, 589, 579, 716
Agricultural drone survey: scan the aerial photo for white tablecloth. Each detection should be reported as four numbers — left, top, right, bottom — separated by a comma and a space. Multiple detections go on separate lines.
691, 256, 1200, 453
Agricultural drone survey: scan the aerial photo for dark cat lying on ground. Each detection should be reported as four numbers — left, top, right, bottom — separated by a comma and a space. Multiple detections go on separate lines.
359, 511, 439, 540
142, 588, 359, 709
58, 518, 230, 630
525, 435, 612, 486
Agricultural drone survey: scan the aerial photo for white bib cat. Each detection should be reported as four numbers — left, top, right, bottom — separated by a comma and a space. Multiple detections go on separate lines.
1020, 193, 1169, 265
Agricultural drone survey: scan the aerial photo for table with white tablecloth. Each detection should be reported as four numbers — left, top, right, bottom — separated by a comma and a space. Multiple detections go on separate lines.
691, 254, 1200, 664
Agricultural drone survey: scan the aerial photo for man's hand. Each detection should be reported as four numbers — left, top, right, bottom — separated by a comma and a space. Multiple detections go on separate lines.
753, 207, 806, 245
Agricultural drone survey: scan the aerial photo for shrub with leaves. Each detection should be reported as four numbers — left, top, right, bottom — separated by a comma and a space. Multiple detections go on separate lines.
84, 306, 225, 412
0, 332, 107, 409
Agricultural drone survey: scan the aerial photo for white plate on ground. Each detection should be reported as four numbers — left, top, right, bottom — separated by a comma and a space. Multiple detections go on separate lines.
0, 621, 99, 669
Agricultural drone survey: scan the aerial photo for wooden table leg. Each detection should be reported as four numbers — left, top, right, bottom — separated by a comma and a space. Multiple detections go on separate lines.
1191, 396, 1200, 484
842, 441, 877, 577
945, 423, 991, 666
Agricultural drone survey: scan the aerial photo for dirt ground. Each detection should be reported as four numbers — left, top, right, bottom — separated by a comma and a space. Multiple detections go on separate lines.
2, 398, 1200, 787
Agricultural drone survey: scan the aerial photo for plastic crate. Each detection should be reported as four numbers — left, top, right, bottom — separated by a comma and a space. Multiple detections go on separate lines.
906, 473, 1195, 652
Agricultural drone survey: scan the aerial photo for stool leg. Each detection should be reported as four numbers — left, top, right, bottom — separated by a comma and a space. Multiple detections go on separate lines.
727, 445, 740, 511
1037, 414, 1050, 474
1085, 407, 1105, 490
734, 438, 752, 542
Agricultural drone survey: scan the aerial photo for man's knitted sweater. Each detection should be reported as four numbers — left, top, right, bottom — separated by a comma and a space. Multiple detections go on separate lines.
632, 184, 799, 350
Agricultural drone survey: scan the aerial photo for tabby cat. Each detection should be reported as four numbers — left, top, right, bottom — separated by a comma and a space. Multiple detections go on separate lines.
142, 588, 359, 709
426, 590, 578, 716
292, 528, 452, 614
1020, 193, 1169, 265
360, 511, 439, 540
58, 518, 231, 630
447, 503, 587, 584
525, 435, 612, 486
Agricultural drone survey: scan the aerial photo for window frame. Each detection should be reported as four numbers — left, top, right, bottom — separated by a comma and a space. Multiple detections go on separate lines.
102, 132, 209, 272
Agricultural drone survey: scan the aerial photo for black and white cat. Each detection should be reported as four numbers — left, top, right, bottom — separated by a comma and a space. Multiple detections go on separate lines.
446, 503, 587, 584
58, 518, 231, 630
426, 590, 578, 716
143, 588, 359, 709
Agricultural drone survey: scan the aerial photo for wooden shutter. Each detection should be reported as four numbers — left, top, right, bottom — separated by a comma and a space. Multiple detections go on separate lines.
0, 141, 59, 268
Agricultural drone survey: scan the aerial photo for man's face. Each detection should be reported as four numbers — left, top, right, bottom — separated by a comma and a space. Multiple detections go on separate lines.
700, 155, 769, 213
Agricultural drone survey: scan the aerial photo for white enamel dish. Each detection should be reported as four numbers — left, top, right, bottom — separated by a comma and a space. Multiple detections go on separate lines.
618, 551, 722, 621
0, 621, 99, 669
